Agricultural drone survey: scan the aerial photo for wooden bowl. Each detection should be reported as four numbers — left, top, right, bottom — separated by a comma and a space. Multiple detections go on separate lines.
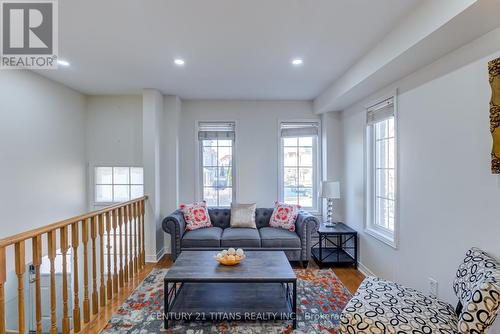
215, 254, 246, 266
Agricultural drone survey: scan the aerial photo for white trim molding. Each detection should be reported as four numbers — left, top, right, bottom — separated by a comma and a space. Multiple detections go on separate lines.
357, 261, 376, 278
146, 246, 166, 263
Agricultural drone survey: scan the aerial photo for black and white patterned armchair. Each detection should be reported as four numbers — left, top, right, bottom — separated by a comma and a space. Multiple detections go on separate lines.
340, 247, 500, 333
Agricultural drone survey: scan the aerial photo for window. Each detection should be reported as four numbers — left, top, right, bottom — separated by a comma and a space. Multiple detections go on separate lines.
198, 122, 235, 207
279, 121, 320, 211
95, 166, 144, 204
365, 97, 397, 247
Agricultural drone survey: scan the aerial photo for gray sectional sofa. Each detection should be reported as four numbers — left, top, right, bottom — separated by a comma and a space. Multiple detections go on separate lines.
162, 207, 319, 265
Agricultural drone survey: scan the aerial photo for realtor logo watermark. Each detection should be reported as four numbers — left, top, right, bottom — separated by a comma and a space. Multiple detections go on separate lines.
0, 0, 58, 69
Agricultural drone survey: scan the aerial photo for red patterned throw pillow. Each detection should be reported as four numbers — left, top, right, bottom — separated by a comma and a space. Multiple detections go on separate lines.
179, 201, 212, 231
269, 202, 300, 232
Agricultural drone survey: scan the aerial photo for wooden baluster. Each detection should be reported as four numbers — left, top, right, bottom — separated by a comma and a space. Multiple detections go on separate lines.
106, 211, 112, 300
71, 223, 81, 332
137, 201, 143, 269
60, 226, 70, 334
14, 241, 25, 334
91, 216, 99, 314
47, 231, 58, 334
32, 236, 42, 334
0, 247, 5, 334
141, 199, 146, 265
112, 209, 118, 293
128, 205, 134, 280
133, 202, 138, 274
82, 219, 90, 322
99, 214, 106, 306
123, 205, 129, 283
118, 207, 124, 288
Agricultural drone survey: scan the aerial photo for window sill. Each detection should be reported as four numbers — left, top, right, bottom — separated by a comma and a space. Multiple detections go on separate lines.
365, 226, 397, 249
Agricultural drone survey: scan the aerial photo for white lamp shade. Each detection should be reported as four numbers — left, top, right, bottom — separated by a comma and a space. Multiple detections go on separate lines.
320, 181, 340, 199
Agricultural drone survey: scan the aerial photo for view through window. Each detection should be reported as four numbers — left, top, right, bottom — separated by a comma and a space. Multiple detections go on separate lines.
280, 122, 319, 210
199, 122, 235, 206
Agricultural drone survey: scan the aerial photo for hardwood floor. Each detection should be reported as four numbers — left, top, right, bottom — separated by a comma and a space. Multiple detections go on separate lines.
302, 259, 365, 294
85, 255, 364, 333
80, 256, 173, 334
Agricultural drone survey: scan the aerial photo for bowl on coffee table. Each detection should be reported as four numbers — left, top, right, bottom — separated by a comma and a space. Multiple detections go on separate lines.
215, 248, 246, 266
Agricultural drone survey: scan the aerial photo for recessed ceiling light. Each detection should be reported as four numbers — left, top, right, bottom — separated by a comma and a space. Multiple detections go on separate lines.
57, 59, 70, 67
291, 58, 303, 66
174, 58, 185, 66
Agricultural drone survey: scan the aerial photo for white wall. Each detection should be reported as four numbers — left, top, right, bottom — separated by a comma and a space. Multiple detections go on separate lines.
339, 27, 500, 316
85, 95, 143, 208
142, 89, 163, 261
321, 112, 344, 221
0, 71, 87, 238
160, 96, 182, 253
179, 100, 318, 207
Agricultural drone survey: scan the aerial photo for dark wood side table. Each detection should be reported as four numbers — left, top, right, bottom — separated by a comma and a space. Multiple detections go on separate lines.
311, 223, 358, 268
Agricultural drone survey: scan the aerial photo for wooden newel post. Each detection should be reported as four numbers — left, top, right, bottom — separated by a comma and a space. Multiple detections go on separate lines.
141, 199, 146, 265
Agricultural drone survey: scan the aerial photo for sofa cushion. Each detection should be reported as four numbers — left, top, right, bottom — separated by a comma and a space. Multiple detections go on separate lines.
255, 208, 274, 229
221, 228, 261, 248
180, 201, 212, 231
208, 208, 231, 229
230, 203, 257, 228
259, 227, 301, 249
269, 202, 300, 232
181, 227, 223, 248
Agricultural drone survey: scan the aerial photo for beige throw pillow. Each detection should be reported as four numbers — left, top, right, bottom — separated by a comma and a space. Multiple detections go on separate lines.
230, 203, 257, 228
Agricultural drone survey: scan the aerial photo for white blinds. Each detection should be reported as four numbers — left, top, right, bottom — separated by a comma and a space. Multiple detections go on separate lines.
280, 122, 319, 138
366, 97, 394, 125
198, 122, 235, 140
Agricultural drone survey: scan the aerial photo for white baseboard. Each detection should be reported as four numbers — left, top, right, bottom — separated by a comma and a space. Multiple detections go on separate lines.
146, 247, 167, 263
357, 261, 375, 277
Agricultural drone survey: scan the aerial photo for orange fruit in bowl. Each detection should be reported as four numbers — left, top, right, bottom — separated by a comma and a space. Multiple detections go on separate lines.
227, 255, 236, 262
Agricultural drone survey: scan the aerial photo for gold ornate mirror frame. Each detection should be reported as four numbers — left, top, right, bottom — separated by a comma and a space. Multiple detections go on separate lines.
489, 57, 500, 174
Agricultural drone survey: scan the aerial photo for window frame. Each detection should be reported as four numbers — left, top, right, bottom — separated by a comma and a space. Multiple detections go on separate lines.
196, 120, 237, 207
278, 120, 321, 214
92, 165, 144, 207
364, 94, 399, 248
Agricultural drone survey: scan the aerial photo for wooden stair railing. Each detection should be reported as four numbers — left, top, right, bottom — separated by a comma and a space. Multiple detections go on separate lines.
0, 196, 147, 334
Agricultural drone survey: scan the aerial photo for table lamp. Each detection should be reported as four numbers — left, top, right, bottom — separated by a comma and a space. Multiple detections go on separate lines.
320, 181, 340, 226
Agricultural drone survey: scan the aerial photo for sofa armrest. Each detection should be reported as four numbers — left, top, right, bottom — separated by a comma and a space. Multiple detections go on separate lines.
295, 211, 320, 261
162, 209, 186, 261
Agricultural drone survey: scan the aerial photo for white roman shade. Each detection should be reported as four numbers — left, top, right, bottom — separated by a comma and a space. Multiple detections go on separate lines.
198, 121, 235, 140
366, 97, 394, 125
280, 122, 319, 138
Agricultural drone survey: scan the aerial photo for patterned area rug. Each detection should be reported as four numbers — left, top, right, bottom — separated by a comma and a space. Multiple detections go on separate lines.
101, 268, 352, 333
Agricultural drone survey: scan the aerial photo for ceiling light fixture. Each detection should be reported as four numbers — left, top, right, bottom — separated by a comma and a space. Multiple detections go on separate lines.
57, 59, 70, 67
174, 58, 185, 66
291, 58, 303, 66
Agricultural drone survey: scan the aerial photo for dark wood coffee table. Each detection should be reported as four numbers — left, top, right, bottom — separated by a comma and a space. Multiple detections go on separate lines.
164, 250, 297, 329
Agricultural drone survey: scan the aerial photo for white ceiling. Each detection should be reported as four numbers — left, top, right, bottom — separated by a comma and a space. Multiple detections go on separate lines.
37, 0, 420, 99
